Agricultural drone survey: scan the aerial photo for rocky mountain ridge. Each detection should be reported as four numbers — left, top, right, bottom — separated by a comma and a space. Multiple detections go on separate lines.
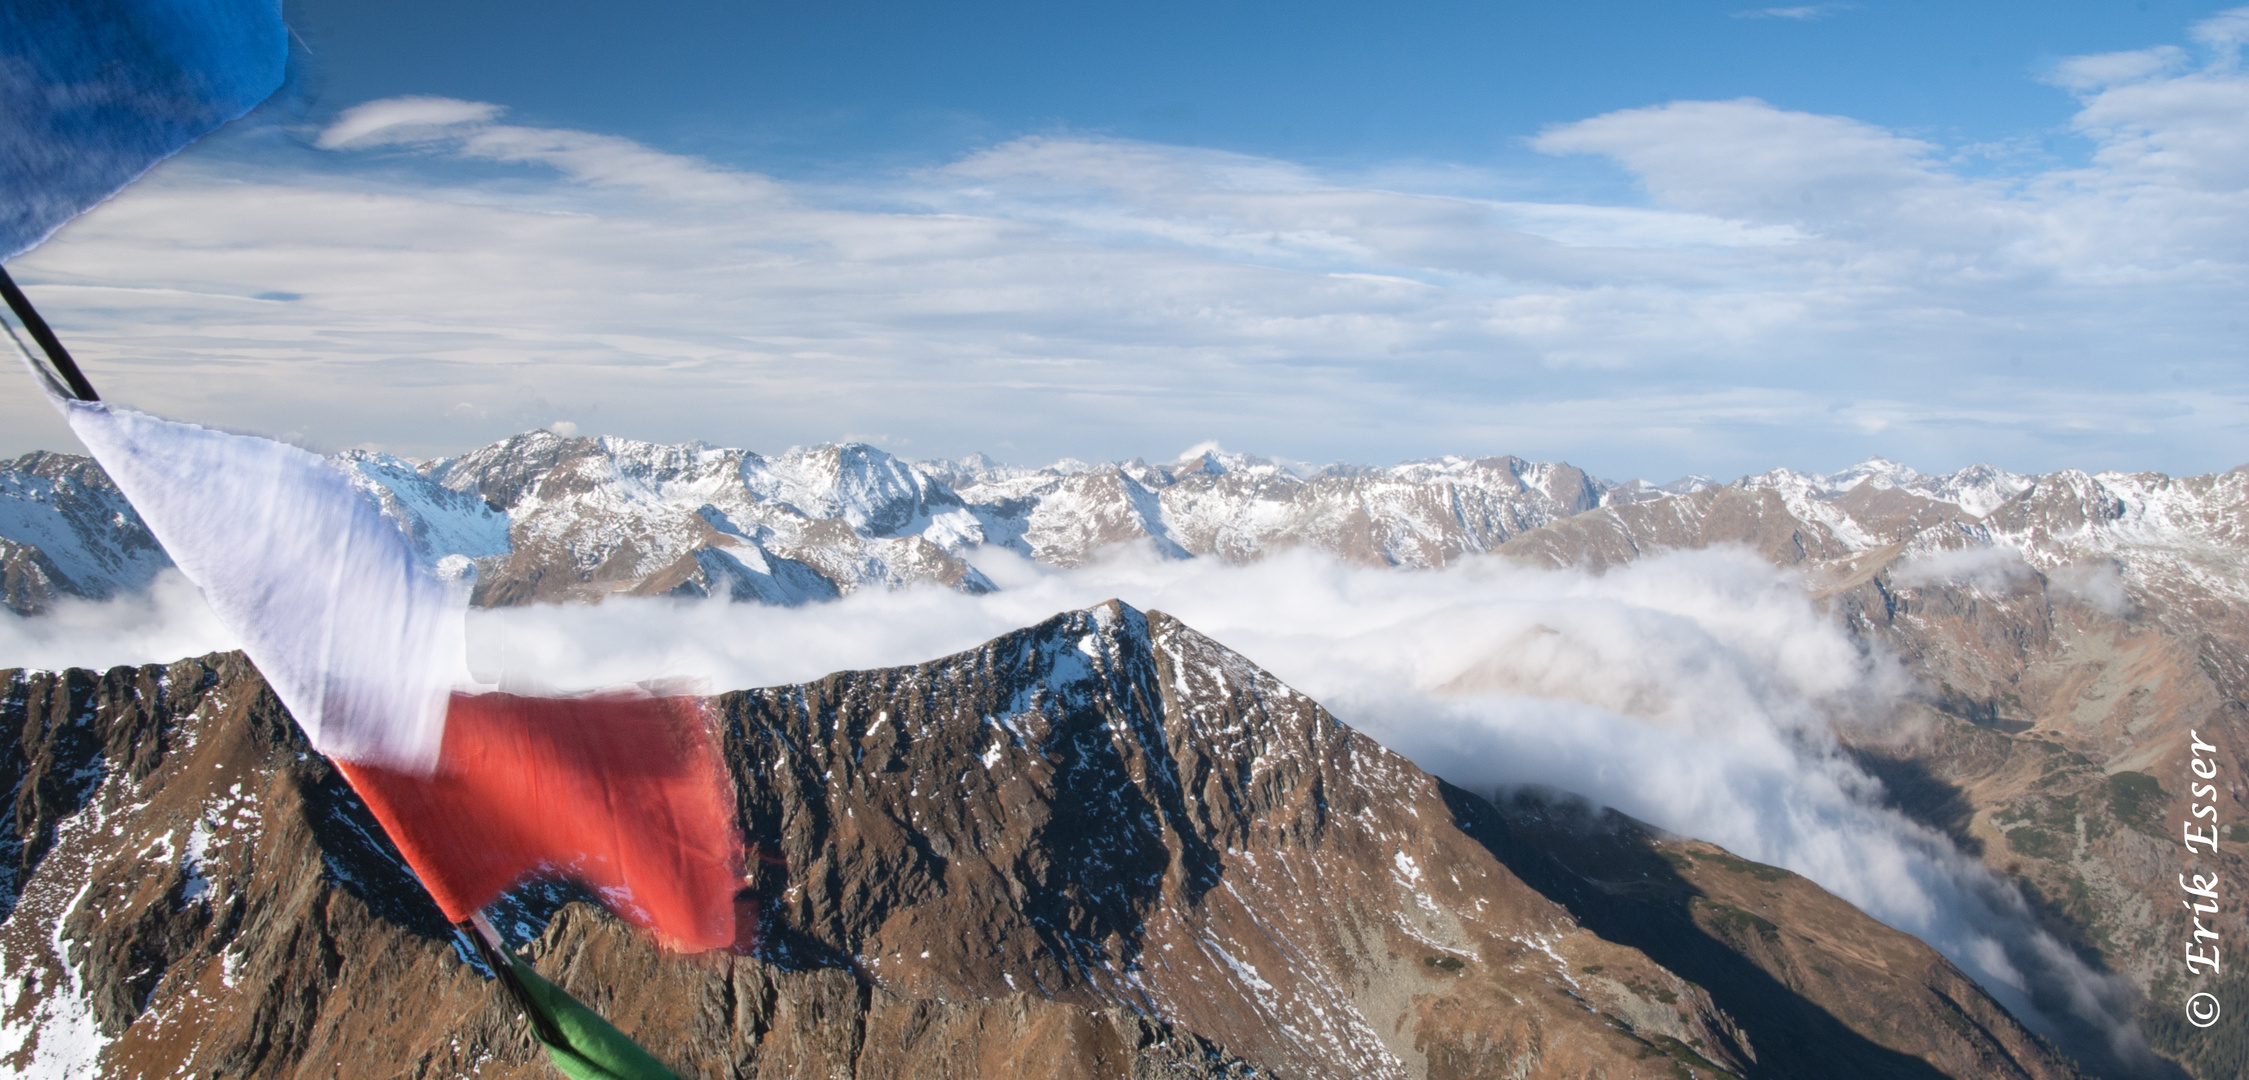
0, 603, 2082, 1078
6, 435, 2231, 614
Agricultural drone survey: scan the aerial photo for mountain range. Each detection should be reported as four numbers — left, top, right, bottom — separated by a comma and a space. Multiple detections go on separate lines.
0, 433, 2120, 613
2, 434, 2245, 1078
7, 435, 1621, 610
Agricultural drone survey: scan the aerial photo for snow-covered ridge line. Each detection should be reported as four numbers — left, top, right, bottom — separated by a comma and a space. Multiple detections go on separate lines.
3, 434, 2240, 613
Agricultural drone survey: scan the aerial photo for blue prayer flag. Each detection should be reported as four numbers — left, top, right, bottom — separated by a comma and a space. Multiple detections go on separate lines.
1, 0, 287, 258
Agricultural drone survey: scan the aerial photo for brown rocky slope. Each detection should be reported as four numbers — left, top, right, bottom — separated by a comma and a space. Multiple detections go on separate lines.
1, 605, 2080, 1078
1494, 468, 2249, 1080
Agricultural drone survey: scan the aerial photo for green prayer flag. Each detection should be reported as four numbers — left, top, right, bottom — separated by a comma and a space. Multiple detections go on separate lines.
506, 954, 683, 1080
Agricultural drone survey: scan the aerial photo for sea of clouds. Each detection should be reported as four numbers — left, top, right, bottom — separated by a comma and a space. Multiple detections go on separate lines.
0, 542, 2155, 1070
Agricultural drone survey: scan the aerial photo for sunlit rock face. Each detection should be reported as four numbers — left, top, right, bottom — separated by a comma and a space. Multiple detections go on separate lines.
0, 603, 2079, 1079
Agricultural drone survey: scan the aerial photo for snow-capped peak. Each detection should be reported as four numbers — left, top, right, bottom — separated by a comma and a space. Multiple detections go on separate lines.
1735, 459, 2030, 517
742, 442, 959, 538
1828, 457, 1922, 491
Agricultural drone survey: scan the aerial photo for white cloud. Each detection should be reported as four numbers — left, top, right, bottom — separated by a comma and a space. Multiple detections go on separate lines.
1531, 99, 1999, 242
314, 96, 505, 149
1731, 4, 1853, 20
2046, 559, 2131, 615
452, 545, 2166, 1064
0, 570, 237, 671
2065, 70, 2249, 196
2192, 5, 2249, 52
2044, 46, 2188, 92
1890, 545, 2034, 592
2, 10, 2246, 481
316, 98, 787, 205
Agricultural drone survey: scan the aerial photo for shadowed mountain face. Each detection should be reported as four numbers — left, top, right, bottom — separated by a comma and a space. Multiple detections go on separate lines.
1491, 468, 2249, 1080
1460, 790, 2098, 1080
0, 605, 2077, 1078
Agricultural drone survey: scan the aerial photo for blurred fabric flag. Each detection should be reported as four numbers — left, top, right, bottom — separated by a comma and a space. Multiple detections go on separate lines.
4, 3, 744, 1071
9, 364, 745, 1073
14, 313, 746, 957
42, 387, 466, 769
340, 689, 747, 953
0, 0, 288, 258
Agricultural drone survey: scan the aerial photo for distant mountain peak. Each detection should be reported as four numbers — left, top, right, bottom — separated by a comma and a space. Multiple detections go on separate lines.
0, 433, 2227, 622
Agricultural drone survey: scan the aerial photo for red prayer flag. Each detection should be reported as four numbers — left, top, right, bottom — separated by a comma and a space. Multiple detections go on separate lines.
338, 690, 746, 953
25, 398, 752, 955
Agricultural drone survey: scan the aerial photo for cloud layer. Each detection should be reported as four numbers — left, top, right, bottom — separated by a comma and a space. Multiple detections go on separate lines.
457, 544, 2165, 1067
3, 12, 2245, 481
0, 544, 2151, 1064
0, 569, 236, 672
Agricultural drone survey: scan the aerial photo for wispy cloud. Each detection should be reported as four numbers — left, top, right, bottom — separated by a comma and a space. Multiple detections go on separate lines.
3, 11, 2246, 480
1731, 4, 1853, 20
2193, 5, 2249, 52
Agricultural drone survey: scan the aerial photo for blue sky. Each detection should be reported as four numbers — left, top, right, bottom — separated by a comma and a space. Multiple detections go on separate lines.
288, 0, 2211, 175
5, 1, 2246, 481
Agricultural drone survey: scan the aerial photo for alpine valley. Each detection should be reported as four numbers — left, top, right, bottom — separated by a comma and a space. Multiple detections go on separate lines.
3, 433, 2246, 1079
